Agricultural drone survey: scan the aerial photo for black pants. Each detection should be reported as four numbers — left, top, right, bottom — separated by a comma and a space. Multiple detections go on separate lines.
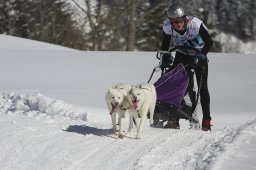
174, 53, 211, 120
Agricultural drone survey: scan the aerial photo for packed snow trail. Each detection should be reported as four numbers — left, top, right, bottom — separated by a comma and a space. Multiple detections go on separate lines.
1, 92, 256, 170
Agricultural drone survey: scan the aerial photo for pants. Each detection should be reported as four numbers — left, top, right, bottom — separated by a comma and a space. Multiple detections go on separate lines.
173, 52, 211, 120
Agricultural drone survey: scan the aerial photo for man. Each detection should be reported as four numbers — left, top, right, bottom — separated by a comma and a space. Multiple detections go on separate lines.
161, 3, 213, 131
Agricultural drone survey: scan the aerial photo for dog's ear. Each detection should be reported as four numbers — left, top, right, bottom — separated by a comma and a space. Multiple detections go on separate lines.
128, 87, 135, 94
127, 85, 132, 91
136, 84, 144, 89
108, 86, 114, 92
114, 84, 121, 89
122, 84, 132, 91
114, 83, 125, 89
138, 83, 151, 90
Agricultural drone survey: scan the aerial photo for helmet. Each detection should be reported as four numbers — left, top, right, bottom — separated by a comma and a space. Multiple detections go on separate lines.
167, 4, 186, 19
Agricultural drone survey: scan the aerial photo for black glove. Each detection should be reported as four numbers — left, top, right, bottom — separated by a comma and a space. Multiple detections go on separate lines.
160, 53, 173, 69
189, 52, 207, 69
195, 52, 207, 61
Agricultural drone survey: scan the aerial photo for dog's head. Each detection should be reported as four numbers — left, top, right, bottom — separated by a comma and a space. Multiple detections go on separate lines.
113, 83, 132, 96
127, 86, 145, 110
106, 86, 125, 114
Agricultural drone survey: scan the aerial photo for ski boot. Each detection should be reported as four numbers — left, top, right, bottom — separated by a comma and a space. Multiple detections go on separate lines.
202, 120, 212, 131
164, 118, 180, 129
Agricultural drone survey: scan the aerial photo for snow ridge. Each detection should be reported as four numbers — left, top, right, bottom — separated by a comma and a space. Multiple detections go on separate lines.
0, 92, 88, 121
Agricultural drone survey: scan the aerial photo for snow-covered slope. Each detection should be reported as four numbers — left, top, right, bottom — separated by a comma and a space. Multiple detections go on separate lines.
0, 35, 256, 170
0, 34, 76, 51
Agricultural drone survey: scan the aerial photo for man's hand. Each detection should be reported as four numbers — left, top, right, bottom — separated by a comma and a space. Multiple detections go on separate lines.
160, 53, 173, 69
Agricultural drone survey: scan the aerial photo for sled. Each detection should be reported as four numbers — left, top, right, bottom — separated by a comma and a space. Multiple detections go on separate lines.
149, 46, 206, 128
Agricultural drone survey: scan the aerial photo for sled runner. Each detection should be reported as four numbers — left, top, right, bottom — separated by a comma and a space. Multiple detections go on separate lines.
149, 45, 206, 128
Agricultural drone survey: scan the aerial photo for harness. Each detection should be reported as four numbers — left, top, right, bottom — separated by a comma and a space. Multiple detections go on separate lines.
186, 16, 193, 30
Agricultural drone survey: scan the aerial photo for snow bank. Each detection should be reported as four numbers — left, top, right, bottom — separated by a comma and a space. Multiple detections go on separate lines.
0, 92, 88, 121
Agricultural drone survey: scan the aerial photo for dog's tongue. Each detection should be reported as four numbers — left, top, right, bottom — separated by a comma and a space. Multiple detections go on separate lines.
110, 103, 118, 115
132, 100, 138, 109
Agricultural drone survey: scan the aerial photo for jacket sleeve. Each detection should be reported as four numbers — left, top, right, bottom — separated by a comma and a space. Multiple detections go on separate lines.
199, 24, 213, 55
161, 31, 172, 51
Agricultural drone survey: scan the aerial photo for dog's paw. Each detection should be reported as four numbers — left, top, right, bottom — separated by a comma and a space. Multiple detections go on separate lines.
135, 136, 141, 140
112, 129, 116, 133
149, 119, 154, 124
135, 134, 142, 139
118, 134, 125, 139
112, 129, 117, 135
128, 125, 135, 132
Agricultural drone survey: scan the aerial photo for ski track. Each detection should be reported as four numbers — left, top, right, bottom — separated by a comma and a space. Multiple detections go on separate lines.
72, 128, 171, 170
0, 92, 256, 170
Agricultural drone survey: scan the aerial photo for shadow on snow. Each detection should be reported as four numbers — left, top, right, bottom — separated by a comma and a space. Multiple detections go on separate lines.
63, 125, 112, 137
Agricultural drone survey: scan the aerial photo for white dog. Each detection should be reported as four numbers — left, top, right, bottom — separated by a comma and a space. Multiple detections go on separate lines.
105, 83, 132, 139
127, 83, 157, 139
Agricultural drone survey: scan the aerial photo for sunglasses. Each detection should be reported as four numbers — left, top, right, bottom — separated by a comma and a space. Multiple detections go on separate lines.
170, 17, 185, 24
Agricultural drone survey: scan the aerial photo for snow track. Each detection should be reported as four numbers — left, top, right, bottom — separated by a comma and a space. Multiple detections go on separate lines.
0, 92, 256, 170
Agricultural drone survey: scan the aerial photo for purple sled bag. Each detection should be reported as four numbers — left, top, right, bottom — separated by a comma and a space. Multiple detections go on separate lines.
154, 63, 189, 108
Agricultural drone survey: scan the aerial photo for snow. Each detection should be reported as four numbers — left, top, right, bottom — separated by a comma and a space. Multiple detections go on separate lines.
215, 32, 256, 54
0, 34, 256, 170
0, 34, 76, 51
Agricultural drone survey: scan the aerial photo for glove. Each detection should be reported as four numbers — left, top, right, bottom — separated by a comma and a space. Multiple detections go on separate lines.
160, 53, 173, 69
195, 52, 207, 61
186, 52, 207, 69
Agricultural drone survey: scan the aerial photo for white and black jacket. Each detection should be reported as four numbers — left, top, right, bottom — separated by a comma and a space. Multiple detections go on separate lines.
161, 16, 213, 55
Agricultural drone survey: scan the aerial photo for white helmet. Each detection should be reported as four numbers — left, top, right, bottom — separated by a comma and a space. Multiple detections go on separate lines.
167, 4, 186, 19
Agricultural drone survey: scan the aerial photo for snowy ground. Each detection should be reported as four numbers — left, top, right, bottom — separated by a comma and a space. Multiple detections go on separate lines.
0, 34, 256, 170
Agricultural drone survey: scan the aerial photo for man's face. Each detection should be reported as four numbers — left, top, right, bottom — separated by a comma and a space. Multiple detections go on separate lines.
170, 16, 185, 32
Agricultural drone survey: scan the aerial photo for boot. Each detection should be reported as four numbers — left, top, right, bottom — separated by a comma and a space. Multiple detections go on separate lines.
164, 118, 180, 129
202, 120, 211, 131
